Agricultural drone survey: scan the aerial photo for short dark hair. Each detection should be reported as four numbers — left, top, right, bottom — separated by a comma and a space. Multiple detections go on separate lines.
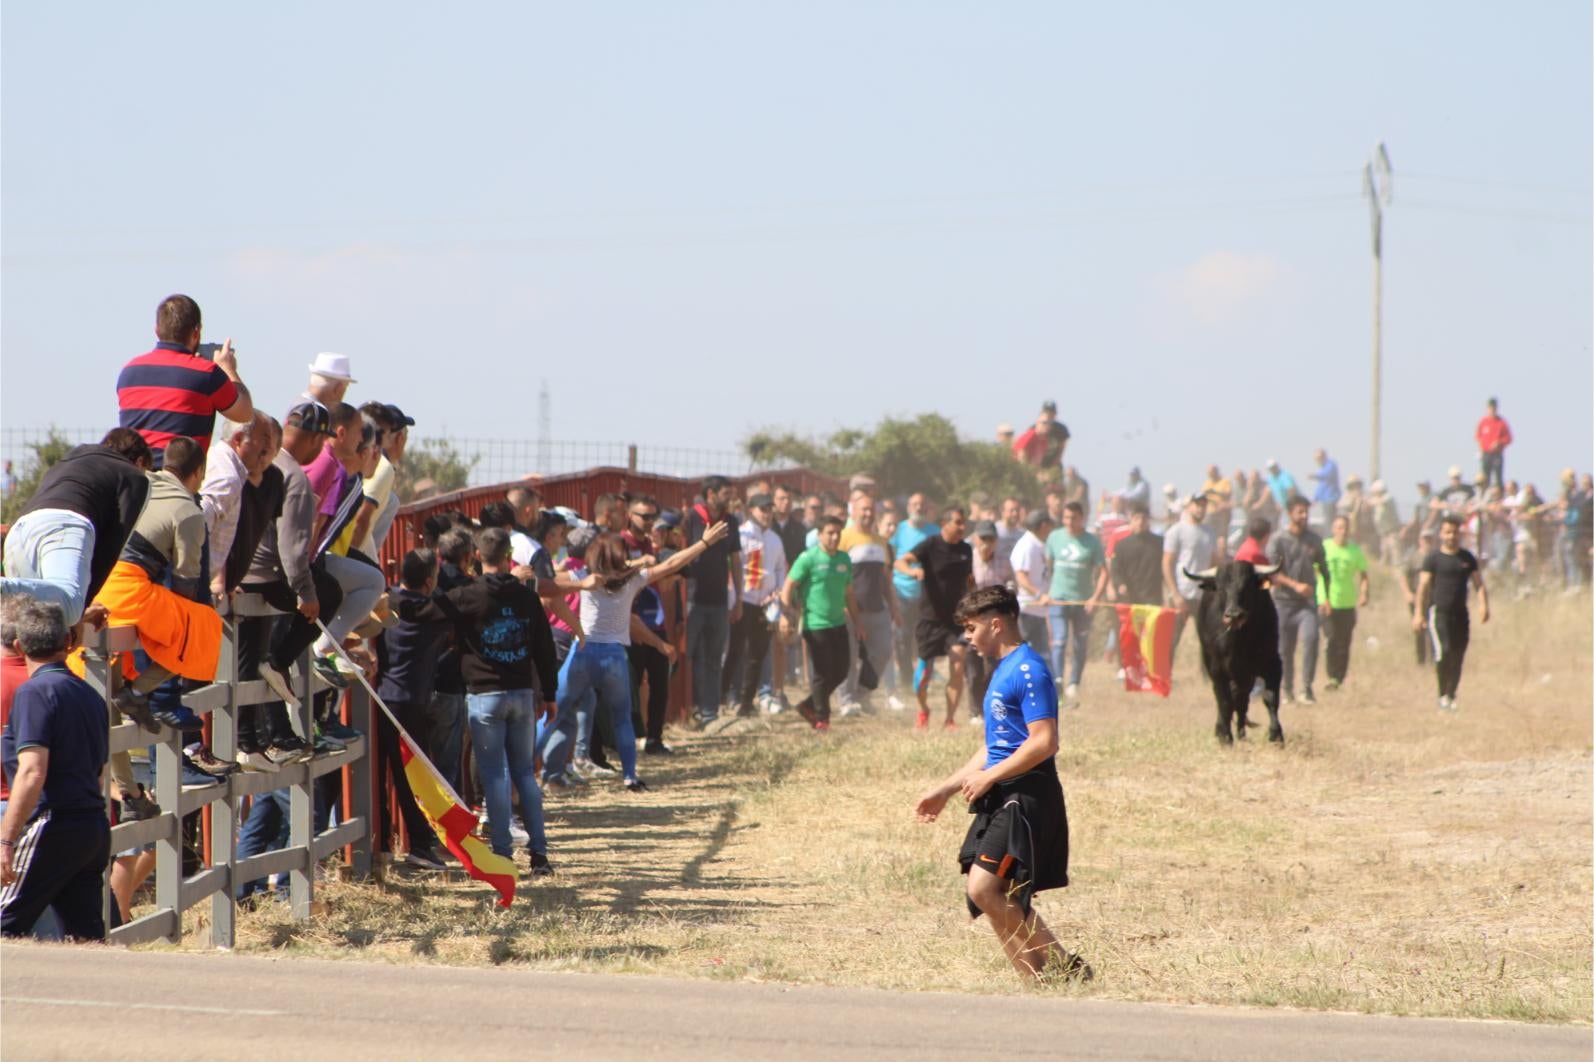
436, 528, 473, 565
358, 401, 400, 430
1063, 501, 1085, 517
1044, 486, 1064, 501
155, 294, 202, 344
702, 475, 730, 495
943, 505, 968, 520
1246, 516, 1273, 540
954, 585, 1020, 625
163, 436, 205, 481
819, 514, 845, 531
400, 548, 437, 590
534, 508, 568, 543
15, 600, 69, 659
475, 526, 512, 566
628, 493, 658, 511
593, 493, 623, 521
478, 501, 516, 530
1441, 513, 1465, 529
100, 427, 153, 468
506, 485, 541, 510
1128, 503, 1150, 518
422, 513, 454, 547
328, 402, 361, 432
1286, 494, 1311, 511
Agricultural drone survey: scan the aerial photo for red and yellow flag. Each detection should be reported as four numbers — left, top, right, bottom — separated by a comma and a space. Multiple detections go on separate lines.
1117, 604, 1176, 697
398, 736, 518, 908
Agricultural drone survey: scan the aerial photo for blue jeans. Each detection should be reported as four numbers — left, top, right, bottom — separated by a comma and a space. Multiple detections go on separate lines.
543, 643, 638, 782
1019, 613, 1049, 659
1, 509, 95, 624
686, 603, 729, 722
236, 789, 291, 899
1048, 604, 1093, 687
1560, 532, 1586, 590
466, 689, 547, 858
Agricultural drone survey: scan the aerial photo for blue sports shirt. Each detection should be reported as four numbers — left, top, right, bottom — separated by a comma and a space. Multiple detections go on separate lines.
981, 643, 1058, 768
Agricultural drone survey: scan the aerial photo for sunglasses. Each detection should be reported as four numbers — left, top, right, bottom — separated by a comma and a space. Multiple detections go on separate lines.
633, 511, 659, 522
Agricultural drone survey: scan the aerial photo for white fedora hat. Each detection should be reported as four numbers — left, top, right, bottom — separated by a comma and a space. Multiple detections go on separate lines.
307, 351, 357, 383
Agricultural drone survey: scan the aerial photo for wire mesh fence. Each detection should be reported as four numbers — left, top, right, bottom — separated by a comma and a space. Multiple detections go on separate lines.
1, 426, 769, 490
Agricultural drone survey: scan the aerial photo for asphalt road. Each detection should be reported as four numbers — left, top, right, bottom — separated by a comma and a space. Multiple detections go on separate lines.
2, 943, 1587, 1061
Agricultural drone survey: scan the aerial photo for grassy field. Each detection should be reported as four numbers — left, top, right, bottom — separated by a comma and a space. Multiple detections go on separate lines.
209, 583, 1592, 1023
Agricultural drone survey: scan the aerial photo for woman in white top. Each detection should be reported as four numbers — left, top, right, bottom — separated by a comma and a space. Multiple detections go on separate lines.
538, 521, 729, 790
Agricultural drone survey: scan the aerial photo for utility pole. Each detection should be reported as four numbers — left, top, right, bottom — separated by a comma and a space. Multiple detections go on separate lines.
1364, 143, 1392, 480
537, 378, 551, 475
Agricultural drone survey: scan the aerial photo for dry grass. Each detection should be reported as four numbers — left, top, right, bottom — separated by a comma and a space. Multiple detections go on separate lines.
187, 583, 1592, 1023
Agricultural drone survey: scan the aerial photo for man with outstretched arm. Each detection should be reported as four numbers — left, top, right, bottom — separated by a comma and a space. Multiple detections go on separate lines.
914, 585, 1089, 981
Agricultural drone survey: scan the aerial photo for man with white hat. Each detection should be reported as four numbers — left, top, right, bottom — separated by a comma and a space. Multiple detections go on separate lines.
304, 352, 357, 407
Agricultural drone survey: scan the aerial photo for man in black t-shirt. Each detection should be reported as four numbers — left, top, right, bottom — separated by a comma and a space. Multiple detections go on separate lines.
1413, 515, 1490, 712
895, 507, 974, 731
684, 476, 743, 727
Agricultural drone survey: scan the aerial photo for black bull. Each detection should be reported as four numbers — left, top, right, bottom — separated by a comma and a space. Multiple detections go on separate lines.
1184, 560, 1285, 745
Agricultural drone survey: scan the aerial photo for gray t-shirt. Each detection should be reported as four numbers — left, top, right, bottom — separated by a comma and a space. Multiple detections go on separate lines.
1268, 527, 1326, 607
1162, 519, 1215, 601
579, 570, 651, 645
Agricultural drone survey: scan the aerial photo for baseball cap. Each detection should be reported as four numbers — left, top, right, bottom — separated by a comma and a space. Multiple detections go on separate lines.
972, 519, 998, 538
1041, 400, 1058, 415
1447, 465, 1463, 478
1265, 458, 1279, 469
657, 509, 682, 530
285, 400, 332, 435
747, 492, 773, 509
383, 403, 416, 428
1024, 510, 1051, 531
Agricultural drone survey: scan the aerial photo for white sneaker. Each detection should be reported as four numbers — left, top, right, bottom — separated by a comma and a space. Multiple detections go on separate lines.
1437, 696, 1452, 713
258, 662, 300, 707
236, 749, 279, 773
767, 694, 788, 715
1064, 684, 1079, 705
1114, 668, 1126, 681
887, 695, 906, 711
838, 702, 862, 718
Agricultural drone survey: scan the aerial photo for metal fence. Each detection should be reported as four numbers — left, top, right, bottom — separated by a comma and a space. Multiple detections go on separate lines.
79, 597, 372, 947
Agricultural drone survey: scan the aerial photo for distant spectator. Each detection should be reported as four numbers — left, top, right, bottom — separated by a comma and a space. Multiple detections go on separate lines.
838, 494, 896, 715
1232, 516, 1272, 566
1009, 510, 1054, 658
1011, 400, 1070, 473
1117, 467, 1151, 511
684, 476, 743, 729
1111, 505, 1164, 607
1262, 459, 1297, 511
1161, 494, 1215, 661
1317, 515, 1370, 692
116, 294, 253, 463
1309, 449, 1342, 531
1268, 496, 1329, 706
722, 493, 786, 719
1475, 397, 1512, 491
303, 351, 356, 408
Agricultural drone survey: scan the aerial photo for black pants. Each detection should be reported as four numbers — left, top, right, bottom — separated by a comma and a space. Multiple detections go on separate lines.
628, 642, 671, 743
374, 700, 437, 855
801, 626, 850, 724
0, 812, 110, 940
1408, 603, 1428, 665
1430, 608, 1470, 699
1324, 607, 1357, 683
236, 614, 296, 750
242, 565, 345, 673
722, 606, 773, 712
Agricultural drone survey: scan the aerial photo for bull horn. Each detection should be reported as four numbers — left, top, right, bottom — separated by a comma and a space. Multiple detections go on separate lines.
1252, 563, 1281, 577
1182, 567, 1218, 581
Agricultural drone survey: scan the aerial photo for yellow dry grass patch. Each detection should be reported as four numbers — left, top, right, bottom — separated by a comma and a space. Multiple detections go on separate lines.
199, 584, 1591, 1022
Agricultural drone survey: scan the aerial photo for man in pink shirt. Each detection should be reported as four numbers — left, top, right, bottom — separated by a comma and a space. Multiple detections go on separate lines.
1475, 397, 1512, 492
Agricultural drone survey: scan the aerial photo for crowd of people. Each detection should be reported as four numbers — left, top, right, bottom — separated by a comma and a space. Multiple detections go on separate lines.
0, 298, 1588, 944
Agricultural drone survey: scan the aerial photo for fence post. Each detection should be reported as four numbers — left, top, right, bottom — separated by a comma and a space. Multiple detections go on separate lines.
208, 619, 239, 948
151, 691, 183, 945
288, 656, 315, 919
344, 684, 374, 878
628, 444, 638, 472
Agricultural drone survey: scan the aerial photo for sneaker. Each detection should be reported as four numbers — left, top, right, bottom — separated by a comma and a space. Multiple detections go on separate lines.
543, 773, 577, 792
118, 784, 160, 822
838, 702, 862, 718
813, 721, 830, 733
1280, 691, 1295, 705
684, 713, 709, 731
259, 662, 300, 706
529, 851, 555, 877
311, 656, 351, 690
270, 734, 315, 764
1438, 696, 1456, 713
915, 711, 930, 731
508, 820, 530, 846
180, 760, 222, 787
186, 745, 239, 778
1115, 668, 1127, 681
312, 733, 345, 755
331, 651, 362, 678
1064, 683, 1079, 705
405, 847, 448, 871
235, 748, 279, 773
1299, 688, 1317, 706
574, 757, 618, 778
735, 705, 760, 719
767, 693, 790, 715
112, 687, 161, 734
795, 700, 819, 727
624, 778, 651, 794
643, 740, 674, 756
151, 707, 191, 731
322, 719, 363, 743
887, 695, 907, 712
1324, 679, 1341, 692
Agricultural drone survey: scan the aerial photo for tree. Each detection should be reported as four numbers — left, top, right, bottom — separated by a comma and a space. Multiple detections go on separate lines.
744, 414, 1046, 508
2, 429, 77, 524
393, 438, 479, 502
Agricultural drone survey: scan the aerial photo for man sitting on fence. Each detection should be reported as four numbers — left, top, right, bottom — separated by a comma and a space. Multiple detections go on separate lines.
1, 600, 112, 941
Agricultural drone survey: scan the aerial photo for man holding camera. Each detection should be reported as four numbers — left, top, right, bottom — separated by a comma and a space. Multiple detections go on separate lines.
117, 294, 254, 464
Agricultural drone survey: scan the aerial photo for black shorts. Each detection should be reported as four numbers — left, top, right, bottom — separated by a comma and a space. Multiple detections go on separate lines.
916, 618, 963, 661
957, 765, 1069, 918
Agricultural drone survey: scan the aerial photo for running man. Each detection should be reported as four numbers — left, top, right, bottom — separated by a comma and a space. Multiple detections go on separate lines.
895, 507, 974, 731
1317, 514, 1370, 691
780, 516, 857, 731
913, 585, 1087, 981
1413, 514, 1490, 713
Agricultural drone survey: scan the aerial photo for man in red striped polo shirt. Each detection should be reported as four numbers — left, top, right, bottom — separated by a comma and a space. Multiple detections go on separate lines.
116, 294, 254, 464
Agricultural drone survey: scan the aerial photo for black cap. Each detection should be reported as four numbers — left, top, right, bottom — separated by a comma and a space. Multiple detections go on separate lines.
1041, 400, 1058, 415
747, 492, 773, 509
285, 400, 332, 435
972, 519, 999, 538
384, 403, 416, 428
657, 509, 682, 529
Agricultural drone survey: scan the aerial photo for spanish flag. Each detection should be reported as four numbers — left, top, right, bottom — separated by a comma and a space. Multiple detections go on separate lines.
397, 735, 518, 908
1117, 604, 1175, 697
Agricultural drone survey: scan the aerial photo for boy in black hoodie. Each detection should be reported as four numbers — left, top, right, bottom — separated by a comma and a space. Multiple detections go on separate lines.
399, 527, 564, 873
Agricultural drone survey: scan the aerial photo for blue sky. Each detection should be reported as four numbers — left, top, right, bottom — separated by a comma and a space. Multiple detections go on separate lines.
3, 2, 1589, 501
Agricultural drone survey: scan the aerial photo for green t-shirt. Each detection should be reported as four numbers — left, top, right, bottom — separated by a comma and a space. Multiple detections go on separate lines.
1045, 529, 1105, 602
1317, 539, 1368, 610
787, 545, 852, 630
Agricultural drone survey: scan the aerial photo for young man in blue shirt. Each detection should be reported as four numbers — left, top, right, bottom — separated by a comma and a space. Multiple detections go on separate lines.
914, 585, 1088, 981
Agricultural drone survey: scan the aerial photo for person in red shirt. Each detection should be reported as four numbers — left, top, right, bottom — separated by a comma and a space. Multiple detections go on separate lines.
1475, 397, 1513, 492
1233, 516, 1273, 566
1010, 401, 1070, 474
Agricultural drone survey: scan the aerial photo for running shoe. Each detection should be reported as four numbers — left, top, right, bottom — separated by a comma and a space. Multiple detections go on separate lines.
813, 721, 831, 733
186, 745, 240, 778
112, 687, 161, 734
235, 748, 279, 773
118, 784, 161, 822
311, 655, 351, 690
405, 847, 449, 871
795, 699, 819, 727
915, 711, 929, 731
529, 851, 555, 877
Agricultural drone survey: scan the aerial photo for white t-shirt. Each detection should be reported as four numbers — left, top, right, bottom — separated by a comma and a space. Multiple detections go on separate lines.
579, 570, 651, 645
1163, 519, 1215, 601
354, 454, 396, 556
1010, 531, 1050, 616
510, 529, 538, 569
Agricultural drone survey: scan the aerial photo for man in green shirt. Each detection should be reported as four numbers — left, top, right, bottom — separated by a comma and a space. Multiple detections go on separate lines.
1043, 502, 1107, 706
1316, 514, 1370, 691
780, 516, 859, 731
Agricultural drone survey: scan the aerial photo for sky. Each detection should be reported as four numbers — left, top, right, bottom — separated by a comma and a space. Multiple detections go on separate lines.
3, 2, 1590, 503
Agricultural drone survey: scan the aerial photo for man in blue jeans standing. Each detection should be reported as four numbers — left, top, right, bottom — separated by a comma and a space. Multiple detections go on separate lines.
684, 476, 742, 728
1043, 502, 1107, 708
